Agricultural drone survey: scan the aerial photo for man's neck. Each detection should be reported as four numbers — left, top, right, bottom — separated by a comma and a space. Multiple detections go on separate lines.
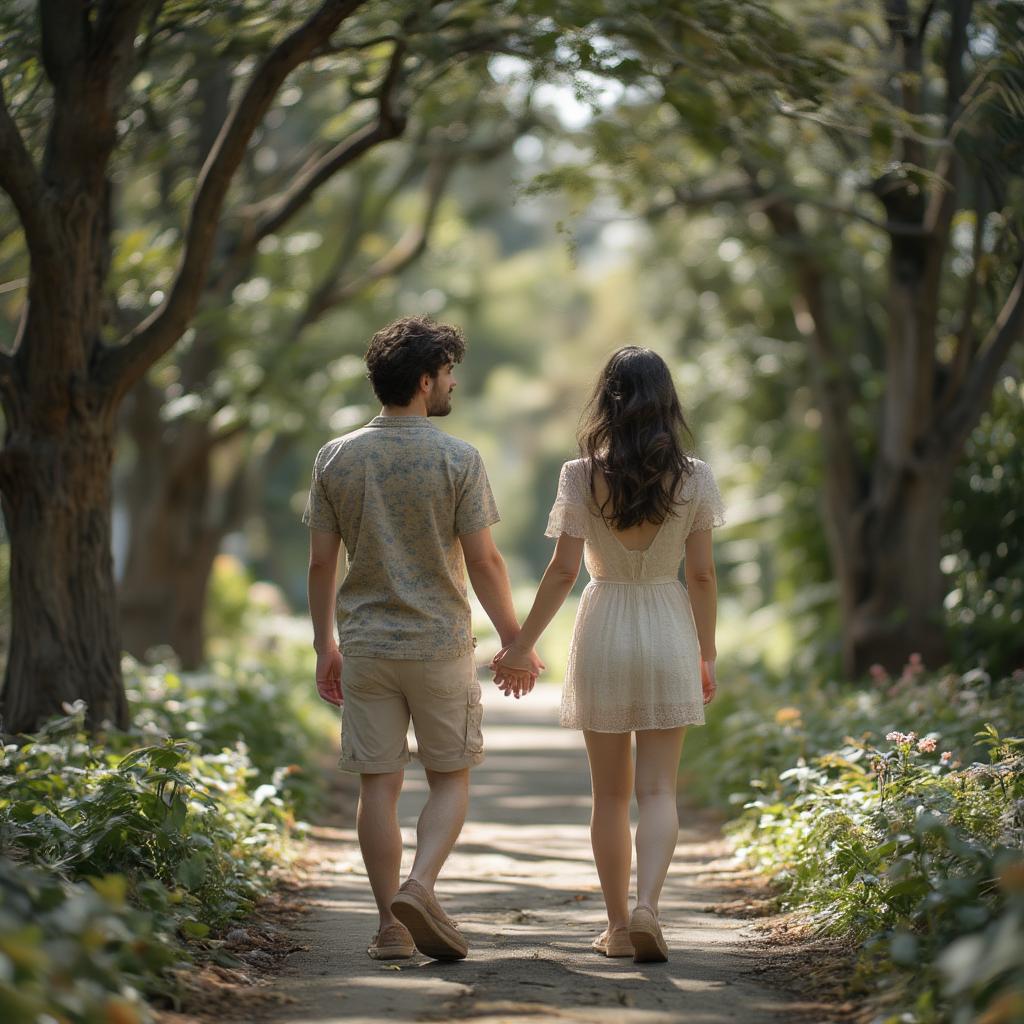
380, 401, 428, 417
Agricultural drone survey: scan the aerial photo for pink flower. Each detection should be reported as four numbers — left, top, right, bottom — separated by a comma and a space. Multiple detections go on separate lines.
940, 751, 952, 765
917, 737, 937, 753
900, 652, 925, 682
885, 730, 920, 746
869, 664, 890, 683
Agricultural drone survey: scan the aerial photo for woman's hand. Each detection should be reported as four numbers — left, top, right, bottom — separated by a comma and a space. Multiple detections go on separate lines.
490, 644, 543, 699
700, 658, 717, 706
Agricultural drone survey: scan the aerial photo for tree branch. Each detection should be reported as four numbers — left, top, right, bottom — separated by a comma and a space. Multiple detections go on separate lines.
98, 0, 369, 403
0, 77, 54, 255
289, 156, 452, 342
247, 40, 406, 245
327, 158, 451, 304
0, 345, 20, 425
645, 181, 757, 218
942, 260, 1024, 456
916, 0, 938, 41
943, 0, 974, 129
938, 189, 987, 415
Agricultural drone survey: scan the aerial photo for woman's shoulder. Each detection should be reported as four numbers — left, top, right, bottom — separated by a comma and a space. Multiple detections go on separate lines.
684, 456, 713, 479
677, 458, 713, 499
554, 458, 597, 509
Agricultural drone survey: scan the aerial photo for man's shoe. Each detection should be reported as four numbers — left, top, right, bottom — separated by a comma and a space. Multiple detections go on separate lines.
367, 921, 416, 960
390, 878, 468, 960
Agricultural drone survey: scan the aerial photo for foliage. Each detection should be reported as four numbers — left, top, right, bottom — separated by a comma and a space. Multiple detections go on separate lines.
0, 857, 178, 1024
685, 660, 1024, 1022
944, 376, 1024, 678
0, 648, 335, 1023
124, 650, 336, 820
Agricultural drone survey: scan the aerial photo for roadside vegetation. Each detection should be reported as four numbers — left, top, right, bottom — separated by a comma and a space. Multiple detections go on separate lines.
0, 645, 335, 1024
683, 659, 1024, 1023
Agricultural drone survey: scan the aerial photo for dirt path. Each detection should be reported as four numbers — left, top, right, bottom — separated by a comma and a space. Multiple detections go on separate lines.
254, 683, 829, 1024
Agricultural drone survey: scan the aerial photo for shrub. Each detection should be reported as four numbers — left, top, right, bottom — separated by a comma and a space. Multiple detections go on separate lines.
688, 661, 1024, 1023
0, 648, 336, 1023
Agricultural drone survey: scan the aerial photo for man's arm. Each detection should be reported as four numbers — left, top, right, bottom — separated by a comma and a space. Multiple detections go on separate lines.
460, 526, 542, 673
308, 527, 343, 706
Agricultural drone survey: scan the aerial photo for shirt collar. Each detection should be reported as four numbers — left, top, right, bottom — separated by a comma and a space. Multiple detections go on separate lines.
368, 415, 437, 429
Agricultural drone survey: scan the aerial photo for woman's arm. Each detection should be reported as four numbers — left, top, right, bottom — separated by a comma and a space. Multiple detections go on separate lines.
495, 533, 585, 674
684, 527, 718, 703
684, 527, 717, 659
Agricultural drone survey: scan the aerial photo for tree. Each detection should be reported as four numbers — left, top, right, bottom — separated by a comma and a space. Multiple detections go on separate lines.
0, 0, 557, 734
538, 0, 1024, 674
113, 54, 523, 668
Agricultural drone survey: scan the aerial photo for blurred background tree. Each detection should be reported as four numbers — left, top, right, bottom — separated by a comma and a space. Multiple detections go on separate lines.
529, 0, 1024, 674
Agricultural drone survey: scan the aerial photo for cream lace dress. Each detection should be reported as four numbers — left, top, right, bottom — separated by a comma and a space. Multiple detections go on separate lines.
546, 458, 725, 732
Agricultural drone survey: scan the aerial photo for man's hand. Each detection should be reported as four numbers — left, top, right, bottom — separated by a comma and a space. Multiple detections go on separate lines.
701, 658, 717, 706
316, 647, 343, 707
490, 643, 544, 699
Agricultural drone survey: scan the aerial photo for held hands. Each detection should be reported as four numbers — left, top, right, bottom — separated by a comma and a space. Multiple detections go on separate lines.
490, 642, 545, 700
701, 658, 717, 706
315, 646, 343, 707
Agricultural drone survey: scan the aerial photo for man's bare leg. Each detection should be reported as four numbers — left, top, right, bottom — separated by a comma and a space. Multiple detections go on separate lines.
407, 767, 470, 891
358, 770, 405, 928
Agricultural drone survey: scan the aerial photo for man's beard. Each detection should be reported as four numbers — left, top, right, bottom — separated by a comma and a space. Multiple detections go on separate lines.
426, 384, 452, 416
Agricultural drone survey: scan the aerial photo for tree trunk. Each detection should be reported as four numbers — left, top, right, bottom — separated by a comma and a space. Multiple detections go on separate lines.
839, 462, 953, 676
1, 404, 127, 734
118, 494, 223, 670
118, 406, 249, 669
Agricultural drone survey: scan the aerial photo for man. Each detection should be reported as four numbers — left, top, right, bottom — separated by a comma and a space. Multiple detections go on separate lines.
303, 316, 542, 962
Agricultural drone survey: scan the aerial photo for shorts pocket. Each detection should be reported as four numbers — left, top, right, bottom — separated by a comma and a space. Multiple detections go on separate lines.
422, 656, 475, 699
465, 682, 484, 754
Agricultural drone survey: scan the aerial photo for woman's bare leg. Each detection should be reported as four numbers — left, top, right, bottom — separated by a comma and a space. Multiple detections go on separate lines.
634, 727, 687, 914
583, 730, 634, 932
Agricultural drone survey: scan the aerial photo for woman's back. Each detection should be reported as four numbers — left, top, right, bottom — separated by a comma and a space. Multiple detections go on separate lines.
546, 456, 724, 732
547, 457, 723, 584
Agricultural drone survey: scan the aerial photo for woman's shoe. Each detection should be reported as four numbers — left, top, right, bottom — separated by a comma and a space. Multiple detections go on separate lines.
628, 905, 668, 963
591, 926, 633, 957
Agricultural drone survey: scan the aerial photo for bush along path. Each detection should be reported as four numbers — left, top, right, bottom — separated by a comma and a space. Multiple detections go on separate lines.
244, 684, 842, 1024
0, 654, 337, 1024
683, 659, 1024, 1024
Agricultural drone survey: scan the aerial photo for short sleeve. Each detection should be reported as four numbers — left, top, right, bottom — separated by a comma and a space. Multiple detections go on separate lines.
455, 449, 501, 536
688, 461, 726, 535
544, 461, 591, 539
301, 445, 341, 534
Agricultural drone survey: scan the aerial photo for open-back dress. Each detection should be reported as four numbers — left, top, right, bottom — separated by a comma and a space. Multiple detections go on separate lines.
545, 457, 725, 732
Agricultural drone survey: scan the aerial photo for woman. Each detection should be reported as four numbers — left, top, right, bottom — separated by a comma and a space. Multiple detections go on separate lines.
491, 347, 723, 963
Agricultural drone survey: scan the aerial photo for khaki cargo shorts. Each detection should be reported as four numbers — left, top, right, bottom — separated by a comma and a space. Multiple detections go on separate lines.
338, 652, 484, 774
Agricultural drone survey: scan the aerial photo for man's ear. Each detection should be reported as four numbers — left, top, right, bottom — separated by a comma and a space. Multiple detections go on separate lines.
419, 372, 434, 394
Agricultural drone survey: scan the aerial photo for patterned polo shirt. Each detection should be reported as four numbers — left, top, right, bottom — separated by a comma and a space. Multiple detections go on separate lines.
302, 415, 500, 659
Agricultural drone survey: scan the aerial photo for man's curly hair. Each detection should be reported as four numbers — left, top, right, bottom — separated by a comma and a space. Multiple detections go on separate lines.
364, 317, 467, 407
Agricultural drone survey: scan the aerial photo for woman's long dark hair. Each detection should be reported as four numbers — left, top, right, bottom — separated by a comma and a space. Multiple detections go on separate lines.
578, 347, 694, 529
